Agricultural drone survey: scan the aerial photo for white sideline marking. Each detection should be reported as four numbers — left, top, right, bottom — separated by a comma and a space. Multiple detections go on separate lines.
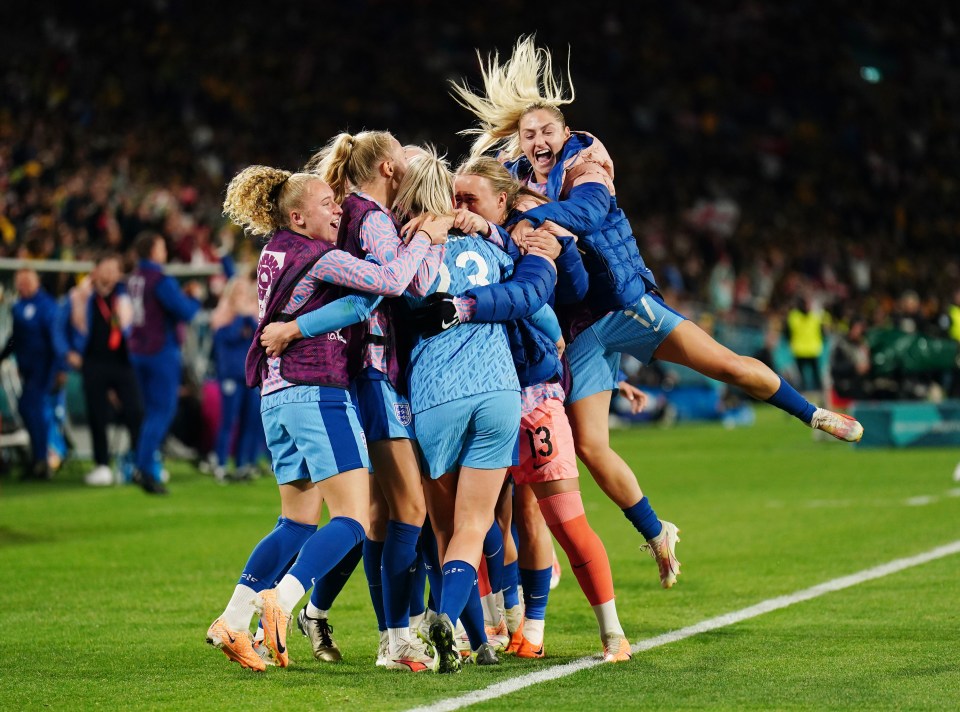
406, 540, 960, 712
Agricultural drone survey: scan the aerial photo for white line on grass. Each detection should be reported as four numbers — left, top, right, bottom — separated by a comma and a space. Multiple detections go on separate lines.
406, 539, 960, 712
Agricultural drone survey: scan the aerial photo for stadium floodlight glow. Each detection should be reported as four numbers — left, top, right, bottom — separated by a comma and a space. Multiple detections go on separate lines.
860, 66, 882, 83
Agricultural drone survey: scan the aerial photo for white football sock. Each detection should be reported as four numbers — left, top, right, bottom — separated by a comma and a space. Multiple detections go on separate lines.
592, 600, 625, 637
222, 584, 258, 631
275, 576, 305, 614
305, 602, 327, 620
523, 618, 545, 646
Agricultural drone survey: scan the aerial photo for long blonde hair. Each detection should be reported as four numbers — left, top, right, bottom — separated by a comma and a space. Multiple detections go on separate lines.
305, 131, 396, 203
393, 146, 454, 219
222, 166, 317, 236
455, 155, 548, 218
451, 36, 575, 159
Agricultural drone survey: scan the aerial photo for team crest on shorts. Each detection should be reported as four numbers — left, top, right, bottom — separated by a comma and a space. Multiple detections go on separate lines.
393, 402, 413, 426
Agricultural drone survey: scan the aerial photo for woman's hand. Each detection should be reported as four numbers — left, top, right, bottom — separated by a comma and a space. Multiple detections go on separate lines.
260, 320, 302, 358
617, 381, 648, 414
416, 215, 454, 245
508, 219, 534, 249
452, 208, 490, 236
555, 336, 566, 359
523, 229, 563, 259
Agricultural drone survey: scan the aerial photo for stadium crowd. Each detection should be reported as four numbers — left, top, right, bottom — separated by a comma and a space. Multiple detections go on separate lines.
2, 1, 956, 680
2, 2, 959, 324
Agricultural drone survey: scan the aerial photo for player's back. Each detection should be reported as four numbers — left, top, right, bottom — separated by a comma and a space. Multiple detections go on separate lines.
407, 232, 519, 413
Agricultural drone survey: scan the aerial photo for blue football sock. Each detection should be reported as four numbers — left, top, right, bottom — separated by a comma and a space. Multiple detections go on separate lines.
286, 516, 365, 590
421, 520, 443, 607
382, 520, 422, 628
311, 539, 363, 611
622, 496, 663, 540
502, 560, 520, 609
239, 516, 316, 592
363, 538, 387, 632
766, 376, 817, 423
482, 523, 506, 596
460, 583, 488, 649
409, 543, 427, 617
519, 566, 553, 621
438, 560, 476, 626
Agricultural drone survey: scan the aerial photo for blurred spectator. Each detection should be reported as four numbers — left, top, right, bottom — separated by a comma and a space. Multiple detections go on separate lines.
209, 273, 264, 481
127, 232, 201, 494
0, 269, 68, 479
830, 318, 872, 400
785, 296, 826, 391
67, 251, 144, 487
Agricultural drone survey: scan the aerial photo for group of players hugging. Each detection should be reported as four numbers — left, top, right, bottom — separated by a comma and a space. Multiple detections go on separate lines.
205, 38, 863, 674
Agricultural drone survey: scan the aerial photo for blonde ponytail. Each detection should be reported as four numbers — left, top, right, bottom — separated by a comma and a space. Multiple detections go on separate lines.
305, 130, 396, 202
451, 35, 575, 159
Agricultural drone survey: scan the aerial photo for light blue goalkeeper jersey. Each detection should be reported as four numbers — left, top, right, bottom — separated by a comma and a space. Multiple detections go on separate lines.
407, 231, 520, 414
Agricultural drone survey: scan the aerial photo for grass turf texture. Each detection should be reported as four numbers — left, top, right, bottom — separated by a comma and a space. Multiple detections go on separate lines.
1, 408, 958, 710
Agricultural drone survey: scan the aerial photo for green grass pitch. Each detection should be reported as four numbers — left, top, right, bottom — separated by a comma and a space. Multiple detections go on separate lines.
1, 408, 958, 710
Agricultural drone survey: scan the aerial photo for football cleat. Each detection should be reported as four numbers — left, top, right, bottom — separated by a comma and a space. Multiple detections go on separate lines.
504, 622, 525, 655
383, 639, 434, 672
472, 642, 501, 666
641, 520, 681, 589
429, 614, 462, 674
252, 637, 277, 666
514, 633, 545, 659
297, 609, 342, 662
206, 618, 266, 672
811, 408, 864, 443
454, 619, 472, 658
485, 618, 510, 652
255, 589, 291, 667
375, 630, 390, 667
601, 633, 632, 663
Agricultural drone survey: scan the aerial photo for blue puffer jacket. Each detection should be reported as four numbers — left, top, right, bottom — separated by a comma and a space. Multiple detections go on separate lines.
463, 250, 563, 388
504, 132, 656, 312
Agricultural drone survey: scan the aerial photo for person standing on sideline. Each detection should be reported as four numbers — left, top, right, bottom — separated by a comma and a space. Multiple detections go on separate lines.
786, 296, 826, 392
0, 268, 68, 480
127, 232, 202, 494
67, 251, 144, 487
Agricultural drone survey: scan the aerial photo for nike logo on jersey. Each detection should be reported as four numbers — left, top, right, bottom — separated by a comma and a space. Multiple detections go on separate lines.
441, 317, 459, 330
652, 314, 666, 332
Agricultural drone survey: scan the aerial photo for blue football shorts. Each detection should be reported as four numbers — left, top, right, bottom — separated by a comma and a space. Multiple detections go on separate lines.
350, 367, 416, 443
415, 390, 521, 479
260, 385, 369, 485
566, 292, 686, 404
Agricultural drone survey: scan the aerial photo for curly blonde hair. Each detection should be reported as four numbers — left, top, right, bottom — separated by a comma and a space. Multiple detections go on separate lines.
222, 166, 317, 236
392, 146, 454, 220
451, 36, 575, 159
304, 131, 396, 203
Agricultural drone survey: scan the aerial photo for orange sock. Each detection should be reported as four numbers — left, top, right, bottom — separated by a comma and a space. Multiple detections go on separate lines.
539, 491, 615, 606
477, 557, 492, 597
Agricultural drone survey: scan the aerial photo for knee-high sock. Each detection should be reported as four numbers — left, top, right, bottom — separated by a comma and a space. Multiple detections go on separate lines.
309, 539, 363, 613
438, 560, 476, 632
539, 491, 615, 606
409, 542, 427, 618
275, 516, 366, 613
362, 538, 387, 631
766, 376, 817, 423
460, 582, 488, 650
239, 517, 317, 592
502, 559, 521, 609
421, 520, 443, 609
223, 516, 316, 631
382, 520, 422, 630
482, 523, 506, 595
622, 496, 663, 540
519, 566, 552, 621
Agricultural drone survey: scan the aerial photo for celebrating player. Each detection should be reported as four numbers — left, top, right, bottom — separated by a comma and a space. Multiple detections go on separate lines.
205, 166, 445, 672
451, 37, 865, 585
